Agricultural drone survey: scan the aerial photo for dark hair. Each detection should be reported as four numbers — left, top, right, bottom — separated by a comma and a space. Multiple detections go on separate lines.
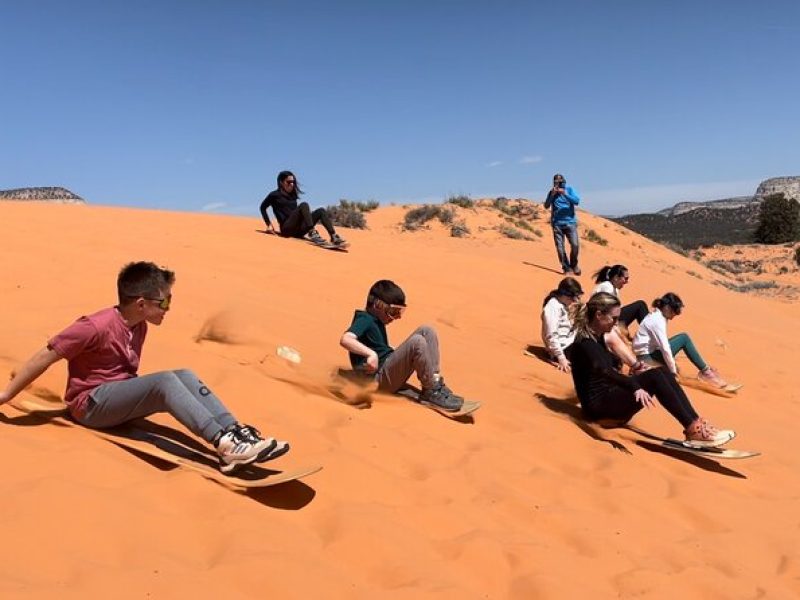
593, 264, 628, 284
652, 292, 684, 315
553, 173, 565, 183
277, 170, 303, 199
366, 280, 406, 308
574, 292, 620, 339
117, 262, 175, 305
542, 277, 583, 307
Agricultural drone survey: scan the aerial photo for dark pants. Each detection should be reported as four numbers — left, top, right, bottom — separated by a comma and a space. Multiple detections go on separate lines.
551, 222, 580, 272
280, 202, 335, 238
620, 300, 648, 327
584, 367, 699, 428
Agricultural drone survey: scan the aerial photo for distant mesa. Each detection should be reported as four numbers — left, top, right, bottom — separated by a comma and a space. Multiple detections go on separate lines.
0, 187, 86, 204
612, 176, 799, 249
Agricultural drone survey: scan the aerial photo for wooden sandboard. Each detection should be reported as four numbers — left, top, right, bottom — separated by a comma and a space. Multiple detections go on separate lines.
12, 399, 322, 489
625, 423, 759, 460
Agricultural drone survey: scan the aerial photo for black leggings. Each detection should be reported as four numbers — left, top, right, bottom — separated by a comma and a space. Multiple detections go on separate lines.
280, 202, 335, 238
620, 300, 648, 327
586, 367, 699, 428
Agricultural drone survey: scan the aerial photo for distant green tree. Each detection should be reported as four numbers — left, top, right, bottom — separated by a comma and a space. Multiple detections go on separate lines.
754, 193, 800, 244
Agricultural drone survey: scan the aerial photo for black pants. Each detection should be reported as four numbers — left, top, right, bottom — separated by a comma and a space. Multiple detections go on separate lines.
585, 367, 699, 428
620, 300, 648, 327
280, 202, 335, 238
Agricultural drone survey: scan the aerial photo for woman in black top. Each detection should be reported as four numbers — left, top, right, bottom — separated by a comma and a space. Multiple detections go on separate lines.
259, 170, 347, 247
565, 292, 734, 446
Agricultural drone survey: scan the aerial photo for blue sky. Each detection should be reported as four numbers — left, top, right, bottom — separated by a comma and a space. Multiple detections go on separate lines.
2, 0, 798, 216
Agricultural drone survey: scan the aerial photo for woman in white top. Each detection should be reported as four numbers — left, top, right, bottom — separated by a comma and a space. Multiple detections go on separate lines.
592, 265, 648, 332
542, 278, 644, 374
632, 293, 741, 391
541, 278, 583, 372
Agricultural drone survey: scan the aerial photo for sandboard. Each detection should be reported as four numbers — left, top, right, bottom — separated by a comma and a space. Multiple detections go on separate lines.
624, 423, 759, 460
12, 399, 322, 489
257, 229, 349, 252
395, 385, 481, 419
335, 369, 479, 418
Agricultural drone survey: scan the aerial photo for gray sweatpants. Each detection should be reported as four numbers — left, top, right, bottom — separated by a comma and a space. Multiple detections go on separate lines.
377, 325, 440, 393
78, 369, 237, 443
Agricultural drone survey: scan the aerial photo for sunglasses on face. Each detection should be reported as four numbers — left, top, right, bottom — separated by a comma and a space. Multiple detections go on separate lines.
376, 299, 405, 318
285, 180, 296, 186
145, 295, 172, 310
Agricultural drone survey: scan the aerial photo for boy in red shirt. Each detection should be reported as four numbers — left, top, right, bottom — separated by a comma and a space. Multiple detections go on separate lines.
0, 261, 288, 473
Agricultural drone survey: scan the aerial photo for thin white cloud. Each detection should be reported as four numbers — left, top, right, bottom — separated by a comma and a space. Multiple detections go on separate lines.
202, 201, 227, 211
486, 160, 503, 168
519, 155, 543, 165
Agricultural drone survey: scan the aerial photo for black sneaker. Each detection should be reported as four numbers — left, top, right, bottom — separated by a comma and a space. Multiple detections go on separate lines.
306, 230, 326, 245
331, 233, 347, 247
436, 377, 464, 404
419, 382, 463, 412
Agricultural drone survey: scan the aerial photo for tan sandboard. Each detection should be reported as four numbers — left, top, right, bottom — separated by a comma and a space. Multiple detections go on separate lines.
258, 229, 349, 252
335, 369, 479, 418
12, 399, 322, 489
395, 386, 481, 419
624, 423, 759, 460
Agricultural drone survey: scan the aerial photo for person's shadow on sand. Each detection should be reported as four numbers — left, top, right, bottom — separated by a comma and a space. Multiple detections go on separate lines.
535, 393, 746, 478
3, 401, 318, 508
522, 261, 563, 275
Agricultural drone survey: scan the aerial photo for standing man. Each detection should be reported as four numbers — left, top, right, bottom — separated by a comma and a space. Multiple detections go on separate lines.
544, 173, 581, 275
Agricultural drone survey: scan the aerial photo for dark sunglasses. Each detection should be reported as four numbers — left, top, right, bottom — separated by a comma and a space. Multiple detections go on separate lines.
145, 295, 172, 310
285, 180, 296, 185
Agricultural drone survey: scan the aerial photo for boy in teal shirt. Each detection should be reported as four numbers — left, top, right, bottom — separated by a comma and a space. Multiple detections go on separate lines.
340, 280, 463, 411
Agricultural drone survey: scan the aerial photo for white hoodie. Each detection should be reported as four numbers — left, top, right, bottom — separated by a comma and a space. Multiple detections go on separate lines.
541, 297, 576, 360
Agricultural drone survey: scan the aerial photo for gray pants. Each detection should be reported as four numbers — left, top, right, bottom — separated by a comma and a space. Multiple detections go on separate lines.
377, 326, 440, 393
78, 369, 237, 443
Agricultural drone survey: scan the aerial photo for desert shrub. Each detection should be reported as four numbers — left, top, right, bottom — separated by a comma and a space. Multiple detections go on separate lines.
326, 200, 367, 229
705, 259, 762, 275
446, 194, 474, 209
492, 198, 539, 220
795, 246, 800, 267
754, 193, 800, 244
687, 270, 702, 279
403, 204, 455, 231
779, 266, 789, 274
450, 221, 470, 238
497, 224, 533, 241
583, 229, 608, 246
722, 280, 779, 293
664, 242, 689, 257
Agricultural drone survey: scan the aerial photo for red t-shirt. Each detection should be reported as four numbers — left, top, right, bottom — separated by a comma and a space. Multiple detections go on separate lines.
48, 307, 147, 417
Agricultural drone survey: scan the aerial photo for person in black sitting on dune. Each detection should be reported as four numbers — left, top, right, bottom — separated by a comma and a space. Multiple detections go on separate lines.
259, 170, 347, 247
565, 292, 735, 447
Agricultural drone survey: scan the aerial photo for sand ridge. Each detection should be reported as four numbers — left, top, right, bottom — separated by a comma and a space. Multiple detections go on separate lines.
0, 202, 798, 598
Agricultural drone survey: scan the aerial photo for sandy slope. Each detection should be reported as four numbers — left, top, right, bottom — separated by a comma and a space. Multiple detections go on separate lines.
0, 201, 798, 599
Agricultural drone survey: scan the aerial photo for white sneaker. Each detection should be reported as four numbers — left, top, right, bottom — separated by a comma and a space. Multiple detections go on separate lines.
215, 430, 264, 474
684, 418, 735, 448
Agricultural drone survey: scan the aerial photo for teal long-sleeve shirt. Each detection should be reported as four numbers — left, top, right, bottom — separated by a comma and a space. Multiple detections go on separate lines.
544, 185, 580, 225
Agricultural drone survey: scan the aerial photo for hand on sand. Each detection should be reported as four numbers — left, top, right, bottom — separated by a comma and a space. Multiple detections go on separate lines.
556, 357, 572, 373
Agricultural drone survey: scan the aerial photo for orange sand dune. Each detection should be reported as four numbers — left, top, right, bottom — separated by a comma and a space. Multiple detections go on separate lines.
1, 202, 798, 599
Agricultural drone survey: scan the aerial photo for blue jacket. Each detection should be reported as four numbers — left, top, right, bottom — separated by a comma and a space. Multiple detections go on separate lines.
544, 185, 580, 225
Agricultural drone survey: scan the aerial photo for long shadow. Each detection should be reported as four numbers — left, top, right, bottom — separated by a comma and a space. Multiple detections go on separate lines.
5, 407, 317, 509
524, 345, 558, 366
535, 393, 630, 453
522, 261, 564, 275
634, 441, 746, 478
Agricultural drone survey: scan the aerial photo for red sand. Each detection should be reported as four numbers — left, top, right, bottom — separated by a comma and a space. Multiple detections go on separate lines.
0, 201, 798, 598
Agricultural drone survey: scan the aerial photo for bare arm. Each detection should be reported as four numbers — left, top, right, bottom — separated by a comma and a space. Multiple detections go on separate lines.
0, 347, 62, 406
339, 332, 379, 373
